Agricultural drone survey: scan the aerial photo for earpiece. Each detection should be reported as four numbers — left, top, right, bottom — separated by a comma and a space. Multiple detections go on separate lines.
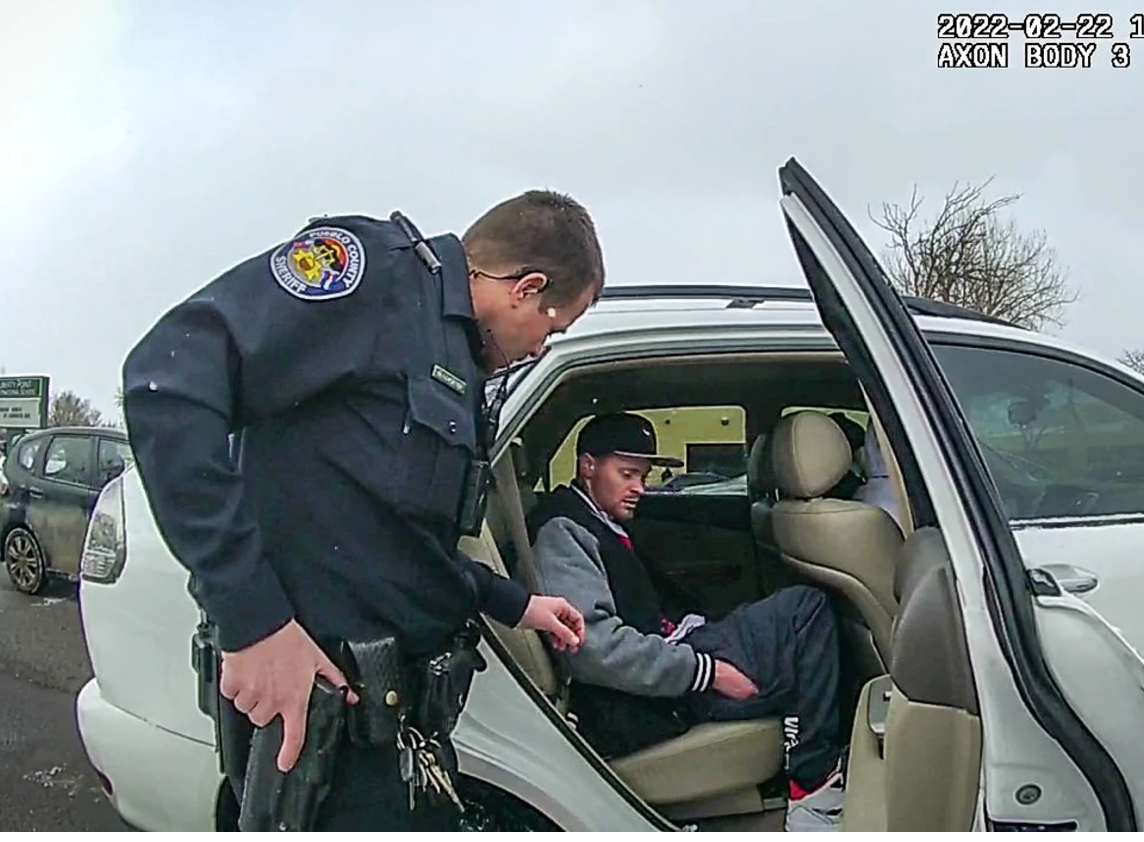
546, 307, 556, 319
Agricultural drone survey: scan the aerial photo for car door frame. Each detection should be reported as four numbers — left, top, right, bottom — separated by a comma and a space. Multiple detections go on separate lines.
778, 157, 1135, 831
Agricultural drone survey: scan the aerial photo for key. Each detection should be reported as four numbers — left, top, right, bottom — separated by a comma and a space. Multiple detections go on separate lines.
397, 729, 420, 811
399, 744, 415, 783
418, 750, 440, 797
432, 762, 464, 811
399, 744, 416, 810
424, 743, 464, 811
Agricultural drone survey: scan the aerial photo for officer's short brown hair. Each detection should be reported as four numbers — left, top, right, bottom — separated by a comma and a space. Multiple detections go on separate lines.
463, 190, 605, 308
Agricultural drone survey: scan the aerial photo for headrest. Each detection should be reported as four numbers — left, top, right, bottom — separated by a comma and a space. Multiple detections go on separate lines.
746, 432, 774, 500
771, 411, 853, 499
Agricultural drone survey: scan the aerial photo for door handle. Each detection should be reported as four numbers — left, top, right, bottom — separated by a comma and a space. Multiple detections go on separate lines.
28, 486, 44, 499
1041, 563, 1099, 595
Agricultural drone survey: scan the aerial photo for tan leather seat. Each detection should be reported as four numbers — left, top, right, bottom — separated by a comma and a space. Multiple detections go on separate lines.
746, 431, 777, 551
464, 479, 785, 811
769, 411, 905, 665
747, 430, 800, 597
842, 527, 982, 831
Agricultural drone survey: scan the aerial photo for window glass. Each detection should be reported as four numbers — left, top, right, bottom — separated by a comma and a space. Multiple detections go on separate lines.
42, 435, 94, 486
97, 438, 134, 485
933, 343, 1144, 519
547, 406, 748, 494
17, 438, 43, 471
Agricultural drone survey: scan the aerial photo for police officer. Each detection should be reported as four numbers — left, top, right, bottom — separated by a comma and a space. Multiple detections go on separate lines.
120, 190, 605, 830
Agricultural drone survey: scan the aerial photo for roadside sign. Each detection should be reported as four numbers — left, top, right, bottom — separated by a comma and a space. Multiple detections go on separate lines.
0, 376, 49, 429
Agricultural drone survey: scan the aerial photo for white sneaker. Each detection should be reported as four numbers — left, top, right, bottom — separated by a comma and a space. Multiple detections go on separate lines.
784, 767, 845, 832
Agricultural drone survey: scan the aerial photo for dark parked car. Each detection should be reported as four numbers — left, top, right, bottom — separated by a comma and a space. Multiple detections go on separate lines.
1, 426, 133, 594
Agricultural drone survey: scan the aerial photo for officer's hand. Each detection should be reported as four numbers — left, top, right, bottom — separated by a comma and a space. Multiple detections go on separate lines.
712, 659, 758, 701
519, 595, 585, 652
219, 619, 360, 773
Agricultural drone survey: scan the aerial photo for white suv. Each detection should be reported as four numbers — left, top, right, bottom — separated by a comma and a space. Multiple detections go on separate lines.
75, 159, 1144, 832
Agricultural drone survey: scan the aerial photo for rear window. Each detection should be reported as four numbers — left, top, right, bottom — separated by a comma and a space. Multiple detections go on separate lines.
97, 438, 134, 485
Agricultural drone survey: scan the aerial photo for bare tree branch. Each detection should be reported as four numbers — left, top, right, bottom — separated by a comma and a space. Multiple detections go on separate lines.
868, 177, 1078, 331
1119, 349, 1144, 375
49, 390, 108, 428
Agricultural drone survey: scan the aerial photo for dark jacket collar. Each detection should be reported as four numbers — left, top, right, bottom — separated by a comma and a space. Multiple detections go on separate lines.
431, 233, 485, 360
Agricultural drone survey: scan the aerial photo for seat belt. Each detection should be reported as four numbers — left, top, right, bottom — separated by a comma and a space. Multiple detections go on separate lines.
491, 451, 540, 590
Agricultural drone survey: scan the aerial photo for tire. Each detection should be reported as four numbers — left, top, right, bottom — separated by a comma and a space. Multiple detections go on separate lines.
4, 527, 47, 595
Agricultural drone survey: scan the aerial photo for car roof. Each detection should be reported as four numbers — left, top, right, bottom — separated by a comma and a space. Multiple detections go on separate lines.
543, 283, 1123, 372
18, 426, 128, 441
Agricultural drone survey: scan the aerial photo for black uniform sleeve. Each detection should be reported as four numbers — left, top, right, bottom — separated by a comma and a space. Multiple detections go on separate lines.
460, 551, 532, 627
122, 219, 387, 652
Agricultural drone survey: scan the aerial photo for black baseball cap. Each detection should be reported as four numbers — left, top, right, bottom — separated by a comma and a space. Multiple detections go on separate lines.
576, 412, 684, 468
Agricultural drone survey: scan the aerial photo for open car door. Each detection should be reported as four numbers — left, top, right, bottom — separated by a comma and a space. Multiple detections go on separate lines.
778, 157, 1143, 832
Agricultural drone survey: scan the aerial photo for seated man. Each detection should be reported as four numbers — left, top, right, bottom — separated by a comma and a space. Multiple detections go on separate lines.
528, 412, 848, 832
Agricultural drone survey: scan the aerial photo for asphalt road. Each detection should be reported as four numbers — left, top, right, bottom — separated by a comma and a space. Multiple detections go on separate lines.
0, 575, 132, 832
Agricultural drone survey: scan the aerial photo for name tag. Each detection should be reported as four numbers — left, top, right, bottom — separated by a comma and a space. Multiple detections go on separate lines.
431, 364, 467, 396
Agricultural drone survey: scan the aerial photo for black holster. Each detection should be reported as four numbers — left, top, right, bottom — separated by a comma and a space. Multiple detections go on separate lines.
192, 618, 253, 801
237, 676, 347, 832
415, 621, 488, 739
341, 620, 488, 746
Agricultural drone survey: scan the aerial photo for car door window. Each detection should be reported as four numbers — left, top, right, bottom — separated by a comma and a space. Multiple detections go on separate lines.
97, 439, 133, 486
933, 343, 1144, 520
17, 438, 43, 472
41, 435, 95, 487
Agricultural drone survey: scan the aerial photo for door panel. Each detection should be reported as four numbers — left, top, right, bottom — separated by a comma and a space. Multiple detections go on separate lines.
26, 435, 98, 576
778, 157, 1135, 830
625, 493, 758, 618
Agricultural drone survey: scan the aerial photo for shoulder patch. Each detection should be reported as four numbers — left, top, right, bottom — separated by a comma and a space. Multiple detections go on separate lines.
269, 226, 366, 301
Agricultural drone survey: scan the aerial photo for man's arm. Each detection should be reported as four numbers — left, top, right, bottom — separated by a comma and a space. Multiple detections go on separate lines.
123, 217, 395, 652
530, 517, 713, 698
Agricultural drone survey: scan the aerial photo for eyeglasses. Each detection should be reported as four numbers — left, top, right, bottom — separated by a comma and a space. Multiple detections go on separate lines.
469, 266, 553, 296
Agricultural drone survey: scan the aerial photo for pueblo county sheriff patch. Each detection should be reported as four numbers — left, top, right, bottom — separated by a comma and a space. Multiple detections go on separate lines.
270, 226, 366, 301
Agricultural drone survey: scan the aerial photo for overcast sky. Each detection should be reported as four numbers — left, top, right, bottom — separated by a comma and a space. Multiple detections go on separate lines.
3, 0, 1141, 418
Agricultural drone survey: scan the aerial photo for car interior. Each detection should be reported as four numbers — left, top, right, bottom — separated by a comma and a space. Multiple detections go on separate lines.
459, 349, 984, 831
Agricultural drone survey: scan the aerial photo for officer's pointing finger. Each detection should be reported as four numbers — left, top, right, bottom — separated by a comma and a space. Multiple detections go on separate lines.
277, 704, 307, 773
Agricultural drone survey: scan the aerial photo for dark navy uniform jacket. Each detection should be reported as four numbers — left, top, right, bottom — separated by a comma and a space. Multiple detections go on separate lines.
121, 214, 531, 656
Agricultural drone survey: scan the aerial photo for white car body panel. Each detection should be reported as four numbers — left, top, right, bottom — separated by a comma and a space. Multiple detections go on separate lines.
76, 679, 218, 832
1031, 589, 1144, 827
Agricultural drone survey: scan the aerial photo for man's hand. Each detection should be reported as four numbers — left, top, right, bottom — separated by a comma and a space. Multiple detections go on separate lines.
712, 659, 758, 701
519, 595, 585, 652
220, 619, 359, 773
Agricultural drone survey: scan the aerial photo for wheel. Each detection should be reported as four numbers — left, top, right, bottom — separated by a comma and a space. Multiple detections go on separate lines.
4, 527, 47, 595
